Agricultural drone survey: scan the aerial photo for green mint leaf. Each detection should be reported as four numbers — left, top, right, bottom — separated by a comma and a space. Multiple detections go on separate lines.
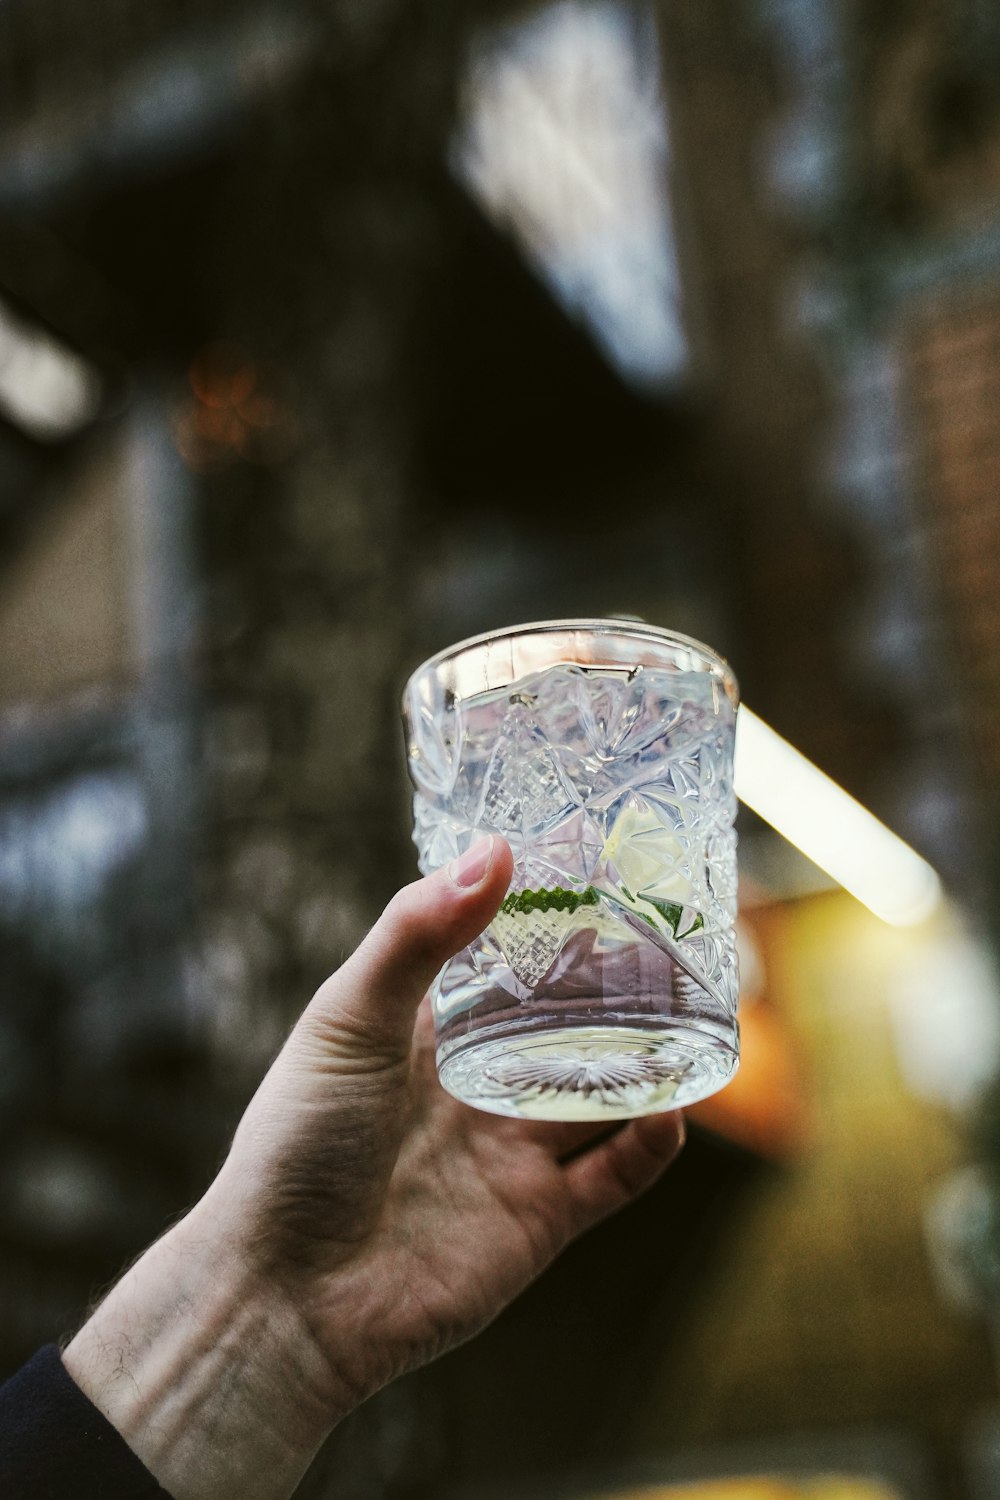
645, 898, 704, 940
647, 898, 684, 935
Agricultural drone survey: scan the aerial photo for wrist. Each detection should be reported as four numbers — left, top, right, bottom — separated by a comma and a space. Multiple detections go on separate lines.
63, 1201, 351, 1500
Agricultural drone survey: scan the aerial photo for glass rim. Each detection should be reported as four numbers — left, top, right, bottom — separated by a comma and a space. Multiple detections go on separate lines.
404, 618, 738, 703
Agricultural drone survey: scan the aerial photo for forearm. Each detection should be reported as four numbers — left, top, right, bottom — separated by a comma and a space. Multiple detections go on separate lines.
62, 1201, 345, 1500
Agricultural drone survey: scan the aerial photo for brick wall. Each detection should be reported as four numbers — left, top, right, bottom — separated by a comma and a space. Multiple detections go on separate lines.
906, 293, 1000, 789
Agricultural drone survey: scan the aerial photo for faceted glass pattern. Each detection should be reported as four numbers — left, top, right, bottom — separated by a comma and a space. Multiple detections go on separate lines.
404, 623, 740, 1120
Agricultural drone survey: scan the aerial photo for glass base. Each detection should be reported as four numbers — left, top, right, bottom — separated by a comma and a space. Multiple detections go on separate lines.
437, 1022, 739, 1121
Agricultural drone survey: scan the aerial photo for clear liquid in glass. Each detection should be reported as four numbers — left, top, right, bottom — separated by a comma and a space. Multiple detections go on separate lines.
410, 662, 739, 1120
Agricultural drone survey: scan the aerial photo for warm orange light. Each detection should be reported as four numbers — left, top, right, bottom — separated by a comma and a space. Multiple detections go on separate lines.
188, 341, 258, 409
174, 343, 299, 472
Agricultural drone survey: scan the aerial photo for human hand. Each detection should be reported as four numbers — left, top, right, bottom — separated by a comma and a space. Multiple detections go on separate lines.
64, 836, 684, 1499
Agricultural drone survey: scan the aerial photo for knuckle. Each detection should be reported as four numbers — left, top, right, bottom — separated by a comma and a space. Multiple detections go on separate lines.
382, 882, 421, 935
380, 882, 452, 973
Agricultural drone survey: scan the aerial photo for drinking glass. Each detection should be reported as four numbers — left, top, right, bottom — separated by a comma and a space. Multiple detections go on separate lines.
402, 619, 740, 1120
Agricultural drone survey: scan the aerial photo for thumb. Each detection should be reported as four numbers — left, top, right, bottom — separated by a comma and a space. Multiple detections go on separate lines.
298, 835, 513, 1063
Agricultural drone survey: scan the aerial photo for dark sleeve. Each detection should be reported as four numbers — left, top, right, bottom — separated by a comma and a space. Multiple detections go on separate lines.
0, 1344, 174, 1498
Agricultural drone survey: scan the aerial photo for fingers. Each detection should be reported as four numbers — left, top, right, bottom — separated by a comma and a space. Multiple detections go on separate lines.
560, 1110, 685, 1227
507, 1118, 633, 1164
299, 836, 513, 1063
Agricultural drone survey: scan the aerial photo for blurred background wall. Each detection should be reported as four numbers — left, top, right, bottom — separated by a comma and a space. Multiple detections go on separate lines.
1, 1, 1000, 1497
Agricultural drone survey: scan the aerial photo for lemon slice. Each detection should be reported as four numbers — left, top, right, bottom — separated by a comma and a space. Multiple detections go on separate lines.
600, 801, 692, 905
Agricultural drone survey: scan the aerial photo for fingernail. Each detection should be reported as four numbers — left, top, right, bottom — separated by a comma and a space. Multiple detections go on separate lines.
449, 835, 495, 888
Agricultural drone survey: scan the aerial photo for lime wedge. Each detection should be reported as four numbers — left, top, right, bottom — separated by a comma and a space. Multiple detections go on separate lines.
499, 885, 599, 917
